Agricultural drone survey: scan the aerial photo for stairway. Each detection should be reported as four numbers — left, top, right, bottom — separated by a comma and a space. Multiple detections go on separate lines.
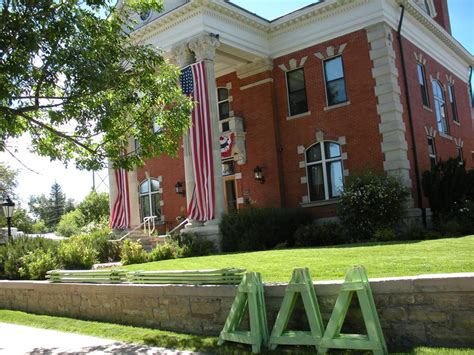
126, 230, 166, 252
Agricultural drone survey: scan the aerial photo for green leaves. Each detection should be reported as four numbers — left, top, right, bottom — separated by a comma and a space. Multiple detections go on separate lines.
0, 0, 191, 170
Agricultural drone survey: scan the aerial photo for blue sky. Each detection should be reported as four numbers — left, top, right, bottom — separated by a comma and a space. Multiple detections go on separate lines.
232, 0, 474, 54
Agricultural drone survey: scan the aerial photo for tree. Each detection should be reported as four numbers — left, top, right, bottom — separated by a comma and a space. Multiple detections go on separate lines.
0, 162, 17, 198
0, 205, 35, 233
0, 1, 192, 170
28, 182, 72, 229
77, 190, 109, 224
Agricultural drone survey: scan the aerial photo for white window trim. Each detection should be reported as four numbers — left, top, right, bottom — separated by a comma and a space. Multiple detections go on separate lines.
217, 87, 231, 121
432, 80, 450, 135
305, 141, 344, 202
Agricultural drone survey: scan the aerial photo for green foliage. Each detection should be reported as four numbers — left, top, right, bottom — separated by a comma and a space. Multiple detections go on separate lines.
294, 222, 347, 247
56, 209, 83, 237
422, 158, 474, 218
18, 249, 60, 280
338, 171, 410, 240
0, 236, 59, 279
77, 191, 109, 225
0, 0, 192, 170
148, 242, 180, 262
172, 232, 216, 257
0, 206, 35, 234
372, 228, 397, 242
400, 223, 443, 241
58, 235, 100, 270
0, 162, 17, 198
31, 220, 48, 234
220, 208, 312, 252
120, 240, 148, 265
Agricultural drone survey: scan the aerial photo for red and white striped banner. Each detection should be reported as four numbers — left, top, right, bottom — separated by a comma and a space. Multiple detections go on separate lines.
180, 61, 215, 221
109, 168, 131, 229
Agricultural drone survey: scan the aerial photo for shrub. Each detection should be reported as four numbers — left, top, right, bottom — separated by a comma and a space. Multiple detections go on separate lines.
338, 172, 410, 241
173, 233, 216, 257
220, 208, 312, 252
149, 242, 180, 262
294, 222, 347, 247
120, 240, 148, 265
58, 235, 99, 269
19, 249, 60, 280
372, 228, 397, 242
400, 223, 442, 241
422, 158, 474, 219
80, 227, 120, 263
31, 219, 48, 234
56, 209, 83, 237
0, 236, 59, 279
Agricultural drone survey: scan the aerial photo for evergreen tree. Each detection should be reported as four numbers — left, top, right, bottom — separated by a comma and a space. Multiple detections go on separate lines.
48, 182, 66, 227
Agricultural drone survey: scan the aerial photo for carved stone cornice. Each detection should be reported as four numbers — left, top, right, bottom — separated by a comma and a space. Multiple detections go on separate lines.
188, 34, 221, 61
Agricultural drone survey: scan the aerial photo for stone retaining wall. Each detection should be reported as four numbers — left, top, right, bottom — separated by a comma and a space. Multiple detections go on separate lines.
0, 273, 473, 350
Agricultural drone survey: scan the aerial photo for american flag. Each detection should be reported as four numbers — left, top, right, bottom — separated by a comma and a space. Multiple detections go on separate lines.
180, 62, 215, 221
109, 168, 131, 229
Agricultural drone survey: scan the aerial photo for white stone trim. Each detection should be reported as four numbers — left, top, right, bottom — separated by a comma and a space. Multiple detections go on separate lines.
159, 200, 165, 207
438, 132, 453, 140
301, 195, 310, 204
226, 82, 232, 90
279, 56, 308, 72
413, 52, 427, 65
315, 130, 324, 143
445, 74, 455, 85
236, 58, 273, 79
240, 78, 273, 91
367, 23, 412, 189
323, 101, 351, 111
314, 43, 348, 60
235, 172, 242, 180
424, 126, 437, 138
236, 197, 245, 205
297, 145, 305, 155
454, 138, 464, 148
299, 161, 306, 169
300, 176, 307, 184
337, 136, 347, 145
287, 111, 311, 121
344, 169, 350, 177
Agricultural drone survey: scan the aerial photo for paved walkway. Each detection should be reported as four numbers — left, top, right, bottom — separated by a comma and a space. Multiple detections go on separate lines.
0, 323, 200, 354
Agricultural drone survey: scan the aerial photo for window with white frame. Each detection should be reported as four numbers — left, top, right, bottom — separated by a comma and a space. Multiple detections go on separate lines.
457, 146, 464, 161
305, 141, 344, 201
417, 63, 430, 107
427, 136, 437, 170
432, 81, 450, 135
447, 84, 458, 123
324, 56, 348, 106
286, 68, 308, 116
139, 178, 161, 220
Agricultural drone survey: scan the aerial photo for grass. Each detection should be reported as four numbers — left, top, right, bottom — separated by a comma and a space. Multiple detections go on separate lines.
120, 236, 474, 281
0, 310, 472, 354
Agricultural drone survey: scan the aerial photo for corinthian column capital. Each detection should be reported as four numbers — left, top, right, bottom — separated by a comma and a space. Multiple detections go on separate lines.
188, 33, 221, 62
170, 43, 194, 68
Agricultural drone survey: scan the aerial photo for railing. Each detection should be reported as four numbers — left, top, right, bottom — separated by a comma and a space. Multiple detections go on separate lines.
114, 221, 145, 242
143, 215, 158, 236
166, 218, 188, 236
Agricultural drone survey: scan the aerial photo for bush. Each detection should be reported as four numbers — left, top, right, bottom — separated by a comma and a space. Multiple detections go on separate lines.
294, 222, 347, 247
120, 240, 148, 265
149, 242, 181, 262
19, 249, 60, 280
220, 208, 312, 252
172, 233, 216, 257
400, 223, 442, 241
31, 220, 48, 234
58, 235, 100, 269
422, 158, 474, 219
0, 236, 59, 279
338, 172, 410, 241
372, 228, 397, 242
56, 209, 83, 237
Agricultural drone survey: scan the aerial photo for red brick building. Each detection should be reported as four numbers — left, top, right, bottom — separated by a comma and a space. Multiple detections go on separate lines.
110, 0, 474, 236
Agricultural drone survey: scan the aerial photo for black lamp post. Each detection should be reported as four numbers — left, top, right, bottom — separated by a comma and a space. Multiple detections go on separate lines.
253, 166, 265, 184
175, 181, 185, 195
2, 197, 15, 239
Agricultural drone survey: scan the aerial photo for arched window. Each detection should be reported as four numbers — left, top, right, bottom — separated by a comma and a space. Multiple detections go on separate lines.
432, 81, 449, 135
305, 141, 344, 201
139, 178, 161, 220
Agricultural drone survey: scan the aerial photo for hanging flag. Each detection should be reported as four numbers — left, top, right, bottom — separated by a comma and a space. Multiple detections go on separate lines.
220, 132, 235, 158
180, 62, 215, 222
109, 168, 131, 229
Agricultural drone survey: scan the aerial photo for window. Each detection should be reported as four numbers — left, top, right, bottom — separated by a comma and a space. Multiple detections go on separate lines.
448, 84, 458, 123
139, 178, 161, 221
427, 137, 437, 169
424, 0, 431, 15
218, 88, 230, 131
457, 146, 464, 161
286, 68, 308, 116
324, 56, 348, 106
432, 81, 450, 135
417, 64, 430, 107
305, 141, 344, 201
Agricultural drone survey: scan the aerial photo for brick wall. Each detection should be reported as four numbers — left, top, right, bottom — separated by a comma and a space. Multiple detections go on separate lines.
1, 273, 473, 350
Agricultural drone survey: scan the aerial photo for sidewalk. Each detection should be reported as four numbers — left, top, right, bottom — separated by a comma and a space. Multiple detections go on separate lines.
0, 323, 199, 354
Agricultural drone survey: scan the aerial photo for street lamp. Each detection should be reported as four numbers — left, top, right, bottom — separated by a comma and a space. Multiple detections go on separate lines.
2, 197, 15, 239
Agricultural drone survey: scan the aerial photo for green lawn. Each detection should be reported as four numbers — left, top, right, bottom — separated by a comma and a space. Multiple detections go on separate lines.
0, 310, 471, 354
120, 236, 474, 281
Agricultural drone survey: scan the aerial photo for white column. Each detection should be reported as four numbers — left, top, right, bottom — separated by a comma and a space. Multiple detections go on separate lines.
188, 34, 225, 226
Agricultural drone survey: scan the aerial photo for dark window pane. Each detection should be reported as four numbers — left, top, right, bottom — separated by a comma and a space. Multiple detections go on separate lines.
225, 180, 237, 212
289, 90, 308, 116
219, 101, 230, 120
324, 57, 344, 81
151, 193, 161, 217
326, 79, 347, 106
141, 195, 150, 218
218, 88, 228, 101
287, 69, 306, 92
325, 142, 341, 159
222, 161, 235, 176
139, 181, 149, 194
327, 161, 343, 198
150, 179, 160, 192
427, 138, 435, 155
417, 64, 429, 107
448, 85, 458, 122
306, 144, 322, 163
308, 164, 325, 201
221, 121, 230, 132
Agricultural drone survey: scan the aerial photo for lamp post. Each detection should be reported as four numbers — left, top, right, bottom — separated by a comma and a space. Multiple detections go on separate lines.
2, 197, 15, 240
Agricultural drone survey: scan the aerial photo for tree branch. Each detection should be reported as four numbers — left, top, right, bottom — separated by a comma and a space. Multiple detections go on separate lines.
4, 146, 40, 175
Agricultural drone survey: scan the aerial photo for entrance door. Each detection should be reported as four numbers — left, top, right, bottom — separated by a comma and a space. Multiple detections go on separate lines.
224, 177, 237, 213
